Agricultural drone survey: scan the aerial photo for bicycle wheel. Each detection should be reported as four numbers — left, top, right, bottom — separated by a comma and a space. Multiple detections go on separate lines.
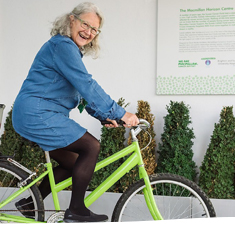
112, 173, 216, 221
0, 160, 44, 222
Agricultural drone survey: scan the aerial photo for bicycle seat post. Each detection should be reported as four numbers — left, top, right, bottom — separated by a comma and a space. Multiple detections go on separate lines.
44, 151, 51, 163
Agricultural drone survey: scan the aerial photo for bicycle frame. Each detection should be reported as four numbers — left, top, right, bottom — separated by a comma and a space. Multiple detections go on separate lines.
0, 138, 163, 223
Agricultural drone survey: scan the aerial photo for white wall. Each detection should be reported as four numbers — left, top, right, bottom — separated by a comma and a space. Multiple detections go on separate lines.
0, 0, 234, 169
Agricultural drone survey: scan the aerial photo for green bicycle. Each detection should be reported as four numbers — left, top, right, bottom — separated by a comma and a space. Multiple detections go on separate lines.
0, 118, 216, 223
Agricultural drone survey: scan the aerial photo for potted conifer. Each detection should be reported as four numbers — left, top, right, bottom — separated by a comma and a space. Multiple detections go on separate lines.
156, 101, 197, 182
199, 106, 235, 199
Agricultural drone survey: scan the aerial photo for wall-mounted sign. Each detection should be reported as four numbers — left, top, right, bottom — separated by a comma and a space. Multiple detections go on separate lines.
156, 0, 235, 94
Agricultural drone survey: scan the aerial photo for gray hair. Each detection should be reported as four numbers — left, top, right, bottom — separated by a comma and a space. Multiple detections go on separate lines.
50, 2, 104, 58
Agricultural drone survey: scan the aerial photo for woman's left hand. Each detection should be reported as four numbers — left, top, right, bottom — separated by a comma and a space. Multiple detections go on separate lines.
105, 118, 119, 128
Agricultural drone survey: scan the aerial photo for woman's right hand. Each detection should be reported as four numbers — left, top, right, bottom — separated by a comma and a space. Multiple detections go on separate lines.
121, 112, 139, 128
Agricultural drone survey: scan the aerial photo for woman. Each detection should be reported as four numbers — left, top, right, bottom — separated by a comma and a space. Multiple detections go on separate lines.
12, 2, 139, 223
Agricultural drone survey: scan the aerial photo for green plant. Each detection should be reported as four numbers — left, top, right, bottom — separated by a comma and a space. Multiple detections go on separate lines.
0, 108, 22, 158
156, 101, 197, 181
88, 98, 129, 192
120, 100, 157, 192
199, 106, 235, 199
0, 107, 47, 180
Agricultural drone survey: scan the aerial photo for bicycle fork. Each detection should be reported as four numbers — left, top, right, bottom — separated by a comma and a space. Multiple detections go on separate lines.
138, 166, 163, 220
136, 146, 163, 220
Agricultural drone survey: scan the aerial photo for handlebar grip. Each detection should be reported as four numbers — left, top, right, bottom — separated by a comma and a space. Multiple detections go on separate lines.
101, 120, 125, 126
101, 119, 150, 128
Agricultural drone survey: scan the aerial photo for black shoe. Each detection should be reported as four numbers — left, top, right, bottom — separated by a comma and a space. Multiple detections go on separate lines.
64, 209, 108, 223
15, 198, 35, 218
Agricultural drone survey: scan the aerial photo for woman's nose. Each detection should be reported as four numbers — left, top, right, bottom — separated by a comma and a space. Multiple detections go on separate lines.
84, 27, 92, 35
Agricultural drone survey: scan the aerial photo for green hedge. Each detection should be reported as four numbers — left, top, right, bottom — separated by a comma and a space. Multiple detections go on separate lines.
156, 101, 197, 182
199, 106, 235, 199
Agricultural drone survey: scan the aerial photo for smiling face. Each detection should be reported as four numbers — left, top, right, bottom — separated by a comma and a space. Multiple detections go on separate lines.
69, 12, 100, 49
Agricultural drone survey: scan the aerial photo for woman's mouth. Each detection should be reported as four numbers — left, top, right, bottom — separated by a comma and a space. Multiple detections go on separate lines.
79, 32, 89, 40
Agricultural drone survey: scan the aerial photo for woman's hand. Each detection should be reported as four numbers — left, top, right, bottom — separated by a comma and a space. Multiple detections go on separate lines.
105, 118, 119, 128
121, 112, 139, 128
104, 112, 139, 128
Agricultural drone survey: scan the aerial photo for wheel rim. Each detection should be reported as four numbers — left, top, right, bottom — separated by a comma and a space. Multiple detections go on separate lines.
117, 179, 211, 221
0, 166, 40, 222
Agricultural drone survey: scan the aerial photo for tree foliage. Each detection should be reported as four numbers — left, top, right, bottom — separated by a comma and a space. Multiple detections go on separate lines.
199, 106, 235, 199
156, 101, 197, 181
0, 107, 46, 185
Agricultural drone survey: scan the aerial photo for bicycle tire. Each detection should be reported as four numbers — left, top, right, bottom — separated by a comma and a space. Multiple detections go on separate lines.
112, 173, 216, 221
0, 160, 44, 222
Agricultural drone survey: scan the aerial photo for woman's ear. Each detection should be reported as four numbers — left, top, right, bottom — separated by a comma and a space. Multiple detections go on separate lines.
69, 15, 75, 22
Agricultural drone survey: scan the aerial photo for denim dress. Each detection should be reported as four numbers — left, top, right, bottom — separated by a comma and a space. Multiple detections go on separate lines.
12, 35, 125, 151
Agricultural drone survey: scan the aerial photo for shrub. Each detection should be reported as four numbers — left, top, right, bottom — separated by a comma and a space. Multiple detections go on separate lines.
0, 107, 50, 181
0, 108, 23, 158
156, 101, 197, 181
199, 106, 235, 199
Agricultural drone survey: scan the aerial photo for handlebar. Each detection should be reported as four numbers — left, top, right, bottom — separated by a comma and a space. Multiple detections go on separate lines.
138, 119, 150, 129
101, 119, 150, 129
100, 120, 125, 126
101, 118, 151, 144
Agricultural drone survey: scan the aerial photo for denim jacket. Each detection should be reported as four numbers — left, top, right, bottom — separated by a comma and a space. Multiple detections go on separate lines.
16, 34, 125, 120
12, 35, 126, 151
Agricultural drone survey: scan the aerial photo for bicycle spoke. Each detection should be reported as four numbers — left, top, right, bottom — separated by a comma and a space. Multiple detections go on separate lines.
112, 174, 215, 221
0, 162, 44, 222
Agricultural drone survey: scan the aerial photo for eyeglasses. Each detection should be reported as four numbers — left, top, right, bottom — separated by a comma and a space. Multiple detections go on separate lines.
77, 17, 101, 36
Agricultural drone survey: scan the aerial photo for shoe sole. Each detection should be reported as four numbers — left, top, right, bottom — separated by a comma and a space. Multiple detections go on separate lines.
63, 218, 108, 223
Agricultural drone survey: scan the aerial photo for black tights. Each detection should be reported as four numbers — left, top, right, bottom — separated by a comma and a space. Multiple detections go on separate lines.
38, 132, 100, 216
